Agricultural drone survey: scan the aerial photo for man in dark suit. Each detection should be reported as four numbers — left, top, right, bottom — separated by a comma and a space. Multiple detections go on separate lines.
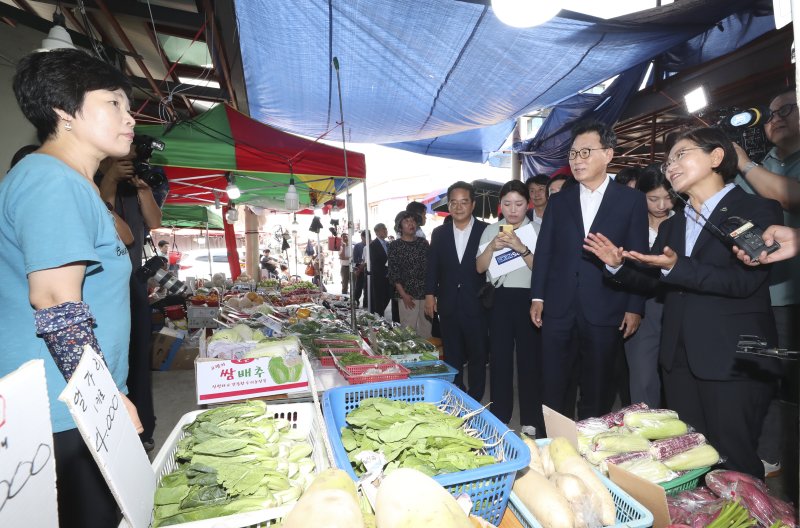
530, 120, 649, 419
369, 223, 391, 317
425, 181, 489, 399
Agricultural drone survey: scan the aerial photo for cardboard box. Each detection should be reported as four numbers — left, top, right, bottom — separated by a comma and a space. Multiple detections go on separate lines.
151, 328, 197, 370
187, 305, 219, 329
194, 332, 309, 404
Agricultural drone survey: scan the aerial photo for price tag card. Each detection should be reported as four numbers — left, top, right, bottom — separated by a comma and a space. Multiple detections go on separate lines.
58, 346, 155, 528
257, 315, 284, 336
0, 360, 58, 527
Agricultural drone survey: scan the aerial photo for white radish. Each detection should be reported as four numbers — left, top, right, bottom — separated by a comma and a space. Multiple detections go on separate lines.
550, 473, 603, 528
522, 435, 545, 475
513, 468, 575, 528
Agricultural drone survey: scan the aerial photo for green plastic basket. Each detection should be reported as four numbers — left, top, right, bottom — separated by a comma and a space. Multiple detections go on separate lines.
660, 466, 710, 496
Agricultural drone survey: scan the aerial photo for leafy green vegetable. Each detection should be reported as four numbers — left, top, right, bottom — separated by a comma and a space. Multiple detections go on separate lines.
341, 398, 494, 478
153, 401, 317, 527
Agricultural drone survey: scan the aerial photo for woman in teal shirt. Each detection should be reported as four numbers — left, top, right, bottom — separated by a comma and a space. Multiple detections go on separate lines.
0, 49, 142, 527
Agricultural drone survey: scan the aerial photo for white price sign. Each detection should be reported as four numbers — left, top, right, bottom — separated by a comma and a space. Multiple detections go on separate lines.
0, 360, 58, 528
58, 346, 155, 528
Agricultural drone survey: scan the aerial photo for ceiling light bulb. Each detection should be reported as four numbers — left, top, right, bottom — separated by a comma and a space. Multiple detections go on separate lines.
491, 0, 562, 28
226, 207, 238, 223
285, 178, 300, 212
39, 24, 76, 52
331, 204, 341, 221
226, 182, 241, 200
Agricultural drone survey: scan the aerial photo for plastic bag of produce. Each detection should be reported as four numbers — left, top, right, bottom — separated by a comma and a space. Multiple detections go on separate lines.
705, 469, 798, 527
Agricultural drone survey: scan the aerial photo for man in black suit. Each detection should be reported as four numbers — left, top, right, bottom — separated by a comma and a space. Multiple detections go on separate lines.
369, 223, 391, 317
425, 181, 489, 399
530, 120, 649, 419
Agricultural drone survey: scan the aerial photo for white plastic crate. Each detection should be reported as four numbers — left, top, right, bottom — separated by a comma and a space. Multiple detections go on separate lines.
120, 401, 328, 528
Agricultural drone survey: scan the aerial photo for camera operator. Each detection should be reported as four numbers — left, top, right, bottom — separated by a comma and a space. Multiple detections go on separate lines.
96, 143, 164, 452
734, 88, 800, 484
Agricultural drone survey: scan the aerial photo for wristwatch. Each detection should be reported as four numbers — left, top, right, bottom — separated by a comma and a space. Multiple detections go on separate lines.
741, 161, 759, 177
520, 246, 532, 258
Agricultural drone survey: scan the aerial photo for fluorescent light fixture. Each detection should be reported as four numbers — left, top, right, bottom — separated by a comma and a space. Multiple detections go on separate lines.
178, 76, 220, 89
330, 203, 341, 221
285, 177, 300, 212
188, 98, 219, 110
314, 204, 323, 216
491, 0, 562, 28
684, 86, 708, 113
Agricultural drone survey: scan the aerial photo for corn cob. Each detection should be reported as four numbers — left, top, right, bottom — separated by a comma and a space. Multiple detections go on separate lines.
617, 458, 678, 483
622, 409, 679, 428
591, 431, 651, 453
663, 444, 720, 471
631, 418, 688, 440
601, 402, 649, 427
650, 432, 707, 460
600, 450, 651, 473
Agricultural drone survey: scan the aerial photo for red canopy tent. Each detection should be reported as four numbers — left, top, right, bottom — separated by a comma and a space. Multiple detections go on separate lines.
135, 105, 367, 279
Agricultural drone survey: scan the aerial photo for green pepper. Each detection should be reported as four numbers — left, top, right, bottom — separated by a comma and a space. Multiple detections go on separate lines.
268, 357, 290, 384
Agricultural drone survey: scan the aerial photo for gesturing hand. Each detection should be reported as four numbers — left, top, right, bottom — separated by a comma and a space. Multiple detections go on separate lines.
583, 233, 624, 267
624, 246, 678, 271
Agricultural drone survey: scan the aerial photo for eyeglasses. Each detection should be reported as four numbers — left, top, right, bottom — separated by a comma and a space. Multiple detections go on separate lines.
765, 103, 797, 124
568, 147, 609, 160
448, 199, 472, 208
660, 147, 705, 174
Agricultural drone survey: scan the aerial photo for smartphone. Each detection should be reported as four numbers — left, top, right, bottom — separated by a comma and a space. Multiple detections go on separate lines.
500, 224, 513, 233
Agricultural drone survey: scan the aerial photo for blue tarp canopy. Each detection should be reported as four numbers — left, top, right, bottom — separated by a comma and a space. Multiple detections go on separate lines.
234, 0, 775, 163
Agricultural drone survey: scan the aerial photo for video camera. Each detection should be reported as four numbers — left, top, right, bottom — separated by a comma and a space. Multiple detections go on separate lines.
708, 106, 771, 162
132, 135, 167, 188
135, 256, 188, 295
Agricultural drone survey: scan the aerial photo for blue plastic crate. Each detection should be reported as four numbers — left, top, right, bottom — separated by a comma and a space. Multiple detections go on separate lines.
507, 439, 654, 528
402, 360, 458, 383
322, 378, 530, 525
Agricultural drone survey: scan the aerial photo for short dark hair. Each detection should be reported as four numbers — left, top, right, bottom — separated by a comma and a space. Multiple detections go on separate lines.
636, 164, 670, 194
13, 49, 132, 143
571, 120, 616, 149
395, 210, 420, 233
526, 175, 549, 188
546, 174, 568, 194
406, 201, 426, 215
499, 179, 530, 203
614, 167, 641, 186
447, 180, 475, 202
157, 240, 169, 248
672, 127, 738, 182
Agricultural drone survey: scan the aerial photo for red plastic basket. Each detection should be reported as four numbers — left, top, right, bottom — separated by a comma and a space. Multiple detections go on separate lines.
319, 347, 368, 367
332, 351, 396, 374
343, 362, 410, 385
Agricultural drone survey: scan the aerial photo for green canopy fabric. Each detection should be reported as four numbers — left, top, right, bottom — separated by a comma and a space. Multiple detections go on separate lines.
160, 204, 224, 229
